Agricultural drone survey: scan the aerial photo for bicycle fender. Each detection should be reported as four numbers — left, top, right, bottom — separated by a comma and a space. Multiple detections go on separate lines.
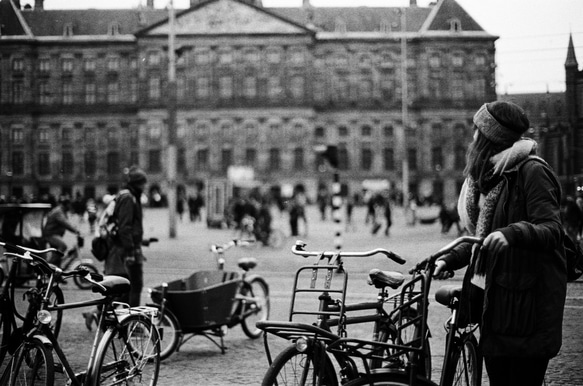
32, 334, 53, 348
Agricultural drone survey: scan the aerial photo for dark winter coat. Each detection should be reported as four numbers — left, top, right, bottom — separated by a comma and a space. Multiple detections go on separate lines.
442, 158, 567, 359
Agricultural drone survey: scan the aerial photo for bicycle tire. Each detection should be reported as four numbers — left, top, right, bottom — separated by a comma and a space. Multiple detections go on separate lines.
342, 371, 435, 386
240, 277, 270, 339
442, 334, 481, 386
370, 308, 432, 379
4, 337, 55, 386
150, 305, 181, 361
72, 262, 100, 290
46, 285, 64, 339
261, 344, 338, 386
90, 313, 160, 386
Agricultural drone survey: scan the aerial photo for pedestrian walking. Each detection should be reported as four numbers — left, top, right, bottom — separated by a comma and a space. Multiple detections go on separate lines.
86, 198, 98, 235
434, 101, 567, 386
383, 196, 392, 236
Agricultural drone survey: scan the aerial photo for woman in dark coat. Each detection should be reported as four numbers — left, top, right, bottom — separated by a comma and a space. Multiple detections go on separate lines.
434, 101, 567, 386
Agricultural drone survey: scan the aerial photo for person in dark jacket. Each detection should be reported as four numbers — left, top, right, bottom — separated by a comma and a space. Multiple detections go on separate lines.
105, 166, 147, 307
434, 101, 567, 386
42, 197, 81, 266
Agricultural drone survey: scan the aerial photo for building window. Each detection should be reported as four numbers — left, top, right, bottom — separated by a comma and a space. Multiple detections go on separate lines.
107, 81, 119, 104
313, 79, 326, 101
149, 77, 161, 100
196, 148, 209, 169
218, 50, 233, 65
221, 148, 233, 172
130, 79, 138, 103
245, 148, 257, 166
449, 18, 461, 32
12, 127, 24, 144
196, 77, 209, 98
474, 78, 486, 99
38, 153, 50, 176
333, 76, 349, 101
359, 79, 372, 99
84, 58, 95, 72
268, 77, 282, 99
429, 54, 441, 68
269, 148, 280, 170
267, 49, 281, 64
432, 146, 443, 170
383, 125, 394, 137
290, 76, 304, 99
293, 148, 304, 170
148, 52, 160, 66
361, 125, 372, 137
177, 148, 186, 173
314, 126, 325, 138
452, 75, 464, 100
62, 82, 73, 105
383, 148, 394, 171
108, 22, 121, 36
63, 23, 74, 36
62, 127, 72, 142
85, 127, 96, 143
38, 58, 50, 72
176, 75, 186, 100
12, 58, 24, 72
107, 151, 120, 175
454, 144, 466, 170
85, 83, 96, 104
361, 147, 373, 171
12, 81, 24, 104
244, 49, 259, 65
39, 82, 51, 105
408, 148, 417, 171
130, 151, 139, 167
338, 125, 348, 137
107, 127, 118, 146
62, 58, 74, 73
12, 151, 25, 175
243, 76, 256, 98
219, 77, 232, 99
107, 57, 119, 72
338, 146, 349, 171
148, 149, 161, 173
452, 53, 464, 67
38, 128, 49, 143
85, 152, 96, 175
289, 50, 304, 66
474, 54, 486, 66
195, 50, 210, 65
62, 152, 74, 175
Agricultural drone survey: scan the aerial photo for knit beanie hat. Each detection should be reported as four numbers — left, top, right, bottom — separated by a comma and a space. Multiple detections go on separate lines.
127, 166, 147, 186
473, 101, 529, 147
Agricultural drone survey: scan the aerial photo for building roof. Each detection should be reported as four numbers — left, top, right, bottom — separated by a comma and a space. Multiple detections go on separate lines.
1, 0, 492, 38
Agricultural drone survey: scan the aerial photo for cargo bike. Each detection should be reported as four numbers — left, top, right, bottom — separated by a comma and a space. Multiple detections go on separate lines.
148, 239, 270, 360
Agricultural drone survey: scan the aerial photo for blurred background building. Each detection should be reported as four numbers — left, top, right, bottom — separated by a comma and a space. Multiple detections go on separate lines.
6, 0, 571, 218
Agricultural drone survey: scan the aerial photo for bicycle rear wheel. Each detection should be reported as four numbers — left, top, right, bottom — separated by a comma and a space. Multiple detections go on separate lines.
4, 337, 54, 386
442, 334, 481, 386
240, 277, 270, 339
91, 313, 160, 386
45, 285, 63, 339
72, 262, 99, 290
261, 344, 338, 386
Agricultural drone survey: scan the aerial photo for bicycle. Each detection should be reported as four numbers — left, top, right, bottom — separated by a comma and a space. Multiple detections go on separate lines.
326, 235, 483, 386
0, 247, 161, 386
148, 239, 270, 360
257, 240, 432, 386
238, 215, 286, 249
49, 234, 100, 290
0, 242, 64, 369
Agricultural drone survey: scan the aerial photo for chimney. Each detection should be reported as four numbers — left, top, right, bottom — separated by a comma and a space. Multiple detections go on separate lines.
410, 0, 417, 6
34, 0, 43, 10
146, 0, 154, 9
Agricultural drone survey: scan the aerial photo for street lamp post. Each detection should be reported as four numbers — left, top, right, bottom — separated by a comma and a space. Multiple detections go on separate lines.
399, 7, 410, 209
167, 0, 178, 238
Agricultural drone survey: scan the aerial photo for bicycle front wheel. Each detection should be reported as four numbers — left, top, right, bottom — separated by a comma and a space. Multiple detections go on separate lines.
261, 344, 338, 386
45, 285, 64, 339
240, 277, 270, 339
442, 334, 481, 386
91, 313, 160, 386
5, 337, 54, 386
343, 371, 435, 386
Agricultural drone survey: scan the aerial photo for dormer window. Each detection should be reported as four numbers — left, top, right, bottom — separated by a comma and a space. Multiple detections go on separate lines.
335, 18, 347, 33
380, 18, 391, 33
108, 22, 121, 36
63, 23, 74, 37
449, 18, 461, 32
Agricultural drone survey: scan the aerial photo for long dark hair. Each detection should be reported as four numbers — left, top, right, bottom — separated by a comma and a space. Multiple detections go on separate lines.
463, 127, 506, 193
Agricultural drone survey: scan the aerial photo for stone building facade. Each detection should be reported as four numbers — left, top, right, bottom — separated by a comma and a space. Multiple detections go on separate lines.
0, 0, 496, 215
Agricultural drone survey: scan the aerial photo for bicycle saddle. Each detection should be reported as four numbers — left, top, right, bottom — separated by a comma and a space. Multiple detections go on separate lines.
238, 257, 257, 271
435, 285, 462, 307
92, 275, 131, 297
367, 268, 405, 289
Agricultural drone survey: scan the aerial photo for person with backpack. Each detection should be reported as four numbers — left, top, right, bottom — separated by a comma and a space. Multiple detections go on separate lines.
433, 101, 567, 386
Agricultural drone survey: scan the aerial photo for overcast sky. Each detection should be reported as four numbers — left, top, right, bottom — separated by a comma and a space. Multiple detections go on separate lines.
40, 0, 583, 95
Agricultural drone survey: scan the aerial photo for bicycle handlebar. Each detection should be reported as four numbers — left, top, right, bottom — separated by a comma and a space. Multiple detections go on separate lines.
0, 241, 62, 257
410, 235, 483, 274
291, 240, 406, 265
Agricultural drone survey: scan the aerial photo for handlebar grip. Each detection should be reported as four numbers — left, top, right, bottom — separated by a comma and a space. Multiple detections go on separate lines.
387, 251, 406, 265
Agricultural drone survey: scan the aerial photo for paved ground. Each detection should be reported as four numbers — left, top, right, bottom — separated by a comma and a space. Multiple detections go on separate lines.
6, 205, 583, 385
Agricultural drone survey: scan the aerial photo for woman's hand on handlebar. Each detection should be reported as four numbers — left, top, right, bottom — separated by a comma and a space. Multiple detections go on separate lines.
433, 259, 454, 280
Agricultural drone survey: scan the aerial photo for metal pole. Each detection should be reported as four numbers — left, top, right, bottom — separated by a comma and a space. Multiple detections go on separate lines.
167, 0, 177, 238
400, 7, 410, 209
